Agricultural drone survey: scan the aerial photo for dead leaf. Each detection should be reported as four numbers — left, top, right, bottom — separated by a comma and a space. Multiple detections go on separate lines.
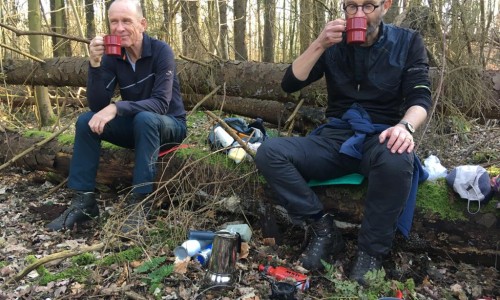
239, 242, 250, 259
130, 260, 142, 268
173, 257, 190, 274
263, 238, 275, 246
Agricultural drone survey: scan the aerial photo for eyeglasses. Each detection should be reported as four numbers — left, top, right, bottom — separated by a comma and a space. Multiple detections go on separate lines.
343, 1, 385, 15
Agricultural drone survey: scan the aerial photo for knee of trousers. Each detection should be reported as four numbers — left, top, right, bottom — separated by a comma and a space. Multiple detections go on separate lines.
374, 150, 414, 175
75, 112, 94, 133
254, 139, 286, 170
132, 111, 158, 129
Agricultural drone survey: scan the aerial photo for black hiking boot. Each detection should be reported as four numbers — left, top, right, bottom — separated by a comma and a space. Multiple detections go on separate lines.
349, 250, 383, 285
120, 193, 153, 234
299, 214, 345, 270
46, 191, 99, 231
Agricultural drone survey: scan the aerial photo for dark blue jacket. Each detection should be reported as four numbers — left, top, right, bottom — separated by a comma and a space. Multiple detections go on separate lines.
87, 33, 186, 123
282, 23, 432, 125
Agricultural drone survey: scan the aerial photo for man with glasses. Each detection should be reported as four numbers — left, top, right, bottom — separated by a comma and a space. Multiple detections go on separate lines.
255, 0, 431, 285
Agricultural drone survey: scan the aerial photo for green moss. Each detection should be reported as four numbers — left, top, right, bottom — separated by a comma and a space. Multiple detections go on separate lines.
56, 133, 75, 145
71, 253, 97, 266
24, 130, 51, 139
416, 179, 468, 221
38, 266, 91, 286
98, 247, 143, 266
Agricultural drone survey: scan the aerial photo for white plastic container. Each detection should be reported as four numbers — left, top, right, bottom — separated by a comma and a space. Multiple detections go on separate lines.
214, 127, 234, 147
228, 147, 247, 163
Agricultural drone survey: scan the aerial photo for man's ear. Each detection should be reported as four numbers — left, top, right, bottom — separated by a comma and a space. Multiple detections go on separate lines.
140, 18, 147, 31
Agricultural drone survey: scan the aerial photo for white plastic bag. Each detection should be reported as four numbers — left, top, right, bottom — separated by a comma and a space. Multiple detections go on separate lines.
423, 155, 448, 181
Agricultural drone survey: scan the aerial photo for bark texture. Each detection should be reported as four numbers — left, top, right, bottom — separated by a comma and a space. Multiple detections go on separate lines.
2, 58, 500, 119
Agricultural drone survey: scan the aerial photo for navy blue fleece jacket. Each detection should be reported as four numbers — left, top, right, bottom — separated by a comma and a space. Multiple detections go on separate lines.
86, 33, 186, 123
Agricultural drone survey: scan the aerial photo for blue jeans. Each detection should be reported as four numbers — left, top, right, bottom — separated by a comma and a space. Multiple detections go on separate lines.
254, 127, 414, 257
68, 111, 187, 194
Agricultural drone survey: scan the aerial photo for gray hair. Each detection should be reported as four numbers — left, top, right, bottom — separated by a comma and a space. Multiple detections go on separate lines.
110, 0, 144, 18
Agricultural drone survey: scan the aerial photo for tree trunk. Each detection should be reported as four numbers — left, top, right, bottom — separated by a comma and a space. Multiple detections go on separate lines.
2, 58, 500, 119
51, 0, 71, 57
218, 0, 229, 60
299, 0, 313, 53
28, 0, 54, 126
262, 0, 276, 63
84, 0, 96, 40
181, 0, 200, 57
0, 131, 498, 268
233, 0, 248, 60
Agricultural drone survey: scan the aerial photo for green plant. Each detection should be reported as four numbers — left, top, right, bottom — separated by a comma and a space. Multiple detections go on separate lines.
322, 260, 360, 297
134, 256, 174, 297
98, 247, 143, 266
321, 260, 416, 300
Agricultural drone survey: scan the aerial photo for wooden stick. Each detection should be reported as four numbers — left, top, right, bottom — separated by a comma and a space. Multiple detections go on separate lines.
285, 99, 304, 136
187, 85, 221, 117
3, 242, 105, 286
0, 23, 90, 44
0, 124, 70, 172
204, 110, 256, 157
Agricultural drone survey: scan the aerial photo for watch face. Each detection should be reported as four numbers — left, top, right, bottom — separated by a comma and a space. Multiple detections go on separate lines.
407, 123, 415, 133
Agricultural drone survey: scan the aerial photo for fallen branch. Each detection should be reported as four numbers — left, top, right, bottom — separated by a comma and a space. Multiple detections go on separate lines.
3, 242, 105, 286
204, 110, 256, 157
285, 99, 304, 136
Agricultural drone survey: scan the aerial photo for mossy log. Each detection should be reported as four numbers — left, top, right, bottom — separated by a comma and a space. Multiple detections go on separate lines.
0, 131, 498, 268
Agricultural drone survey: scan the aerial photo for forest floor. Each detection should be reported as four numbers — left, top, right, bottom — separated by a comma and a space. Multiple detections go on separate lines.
0, 113, 499, 300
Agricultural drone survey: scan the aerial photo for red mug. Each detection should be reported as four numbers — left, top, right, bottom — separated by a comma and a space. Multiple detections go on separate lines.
103, 34, 122, 56
346, 17, 367, 44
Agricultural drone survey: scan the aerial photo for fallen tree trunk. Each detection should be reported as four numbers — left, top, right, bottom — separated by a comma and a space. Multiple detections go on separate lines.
2, 58, 500, 119
0, 131, 498, 268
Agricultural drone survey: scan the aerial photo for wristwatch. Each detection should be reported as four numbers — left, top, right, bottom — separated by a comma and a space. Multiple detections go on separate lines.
399, 120, 415, 134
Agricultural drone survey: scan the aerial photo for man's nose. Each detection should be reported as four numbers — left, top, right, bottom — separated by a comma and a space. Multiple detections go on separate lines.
355, 6, 366, 16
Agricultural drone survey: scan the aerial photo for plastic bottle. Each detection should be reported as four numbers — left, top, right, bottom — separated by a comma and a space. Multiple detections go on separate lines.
258, 264, 310, 291
214, 126, 234, 147
174, 239, 211, 260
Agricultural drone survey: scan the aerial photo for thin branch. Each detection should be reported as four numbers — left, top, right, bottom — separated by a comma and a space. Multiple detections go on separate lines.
178, 54, 210, 67
0, 23, 90, 44
0, 124, 71, 172
3, 242, 106, 287
205, 110, 256, 157
187, 85, 221, 117
0, 43, 45, 62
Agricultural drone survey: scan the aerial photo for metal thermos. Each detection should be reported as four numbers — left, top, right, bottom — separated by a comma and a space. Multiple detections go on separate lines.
203, 230, 240, 286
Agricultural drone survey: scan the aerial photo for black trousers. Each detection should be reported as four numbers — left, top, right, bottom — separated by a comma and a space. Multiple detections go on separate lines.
254, 127, 414, 257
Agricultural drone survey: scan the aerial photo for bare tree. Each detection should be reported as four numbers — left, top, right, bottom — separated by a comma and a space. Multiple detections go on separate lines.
28, 0, 54, 126
181, 0, 200, 57
84, 0, 95, 39
233, 0, 248, 60
299, 0, 313, 53
262, 0, 276, 62
219, 0, 229, 60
